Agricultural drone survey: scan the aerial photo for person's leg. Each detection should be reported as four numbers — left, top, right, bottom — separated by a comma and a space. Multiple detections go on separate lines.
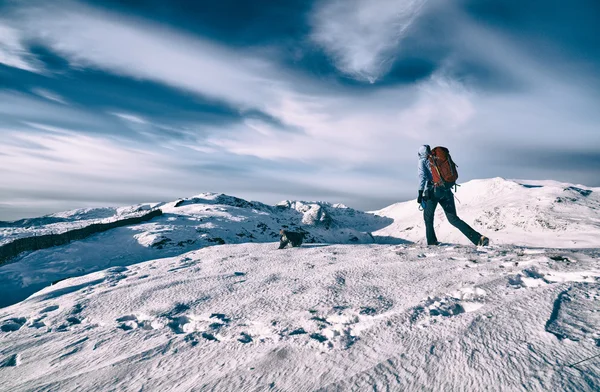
439, 192, 482, 245
423, 197, 439, 245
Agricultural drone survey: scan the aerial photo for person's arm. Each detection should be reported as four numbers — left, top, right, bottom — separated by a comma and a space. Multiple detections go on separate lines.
417, 159, 429, 191
417, 158, 432, 203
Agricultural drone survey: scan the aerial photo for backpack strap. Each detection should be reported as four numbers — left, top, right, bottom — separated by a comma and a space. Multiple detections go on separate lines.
447, 153, 460, 180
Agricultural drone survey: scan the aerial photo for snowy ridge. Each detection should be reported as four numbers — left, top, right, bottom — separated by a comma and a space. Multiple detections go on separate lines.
373, 177, 600, 248
0, 193, 391, 308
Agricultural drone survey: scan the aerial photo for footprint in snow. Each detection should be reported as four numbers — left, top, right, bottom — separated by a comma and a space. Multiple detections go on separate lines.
238, 332, 253, 344
304, 310, 364, 349
66, 317, 82, 325
166, 312, 232, 335
0, 353, 20, 367
70, 303, 85, 315
170, 303, 191, 315
202, 332, 218, 342
184, 332, 219, 346
117, 314, 162, 331
309, 333, 327, 343
167, 316, 194, 334
55, 317, 83, 332
30, 316, 47, 329
411, 297, 466, 324
40, 305, 59, 313
508, 268, 551, 288
1, 318, 27, 332
510, 266, 599, 288
288, 328, 307, 336
210, 313, 231, 323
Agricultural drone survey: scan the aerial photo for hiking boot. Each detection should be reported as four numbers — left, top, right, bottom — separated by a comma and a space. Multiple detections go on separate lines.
478, 236, 489, 247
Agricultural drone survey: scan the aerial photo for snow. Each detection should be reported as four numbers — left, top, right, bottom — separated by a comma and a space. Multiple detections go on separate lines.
0, 193, 390, 308
1, 243, 599, 390
0, 204, 161, 246
0, 179, 599, 390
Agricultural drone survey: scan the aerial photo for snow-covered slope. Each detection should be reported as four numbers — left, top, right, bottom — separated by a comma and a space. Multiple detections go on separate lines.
1, 243, 598, 391
374, 178, 600, 248
0, 193, 392, 308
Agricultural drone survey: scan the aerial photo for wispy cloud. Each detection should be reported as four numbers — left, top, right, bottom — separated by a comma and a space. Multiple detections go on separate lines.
0, 0, 599, 219
2, 2, 440, 166
310, 0, 428, 82
0, 24, 40, 72
10, 3, 283, 111
31, 88, 68, 105
110, 112, 148, 124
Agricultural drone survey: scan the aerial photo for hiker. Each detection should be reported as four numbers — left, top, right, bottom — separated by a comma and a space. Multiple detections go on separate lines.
417, 145, 489, 246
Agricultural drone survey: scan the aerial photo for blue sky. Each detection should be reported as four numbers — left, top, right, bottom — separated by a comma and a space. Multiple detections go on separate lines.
1, 0, 599, 220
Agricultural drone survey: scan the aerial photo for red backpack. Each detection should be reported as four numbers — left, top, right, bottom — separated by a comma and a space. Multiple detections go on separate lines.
428, 146, 458, 188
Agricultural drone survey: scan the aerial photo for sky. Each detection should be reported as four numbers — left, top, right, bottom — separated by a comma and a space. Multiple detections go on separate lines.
1, 0, 599, 220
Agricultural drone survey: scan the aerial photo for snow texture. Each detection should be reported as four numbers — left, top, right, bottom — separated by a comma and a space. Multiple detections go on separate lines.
1, 244, 598, 391
0, 179, 599, 391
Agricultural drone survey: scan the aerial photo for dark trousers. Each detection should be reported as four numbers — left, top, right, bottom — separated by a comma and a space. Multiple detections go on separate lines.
423, 189, 481, 245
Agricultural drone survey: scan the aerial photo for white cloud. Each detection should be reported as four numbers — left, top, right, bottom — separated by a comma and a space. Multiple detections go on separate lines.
5, 2, 450, 167
110, 112, 148, 124
208, 76, 476, 166
0, 125, 168, 180
0, 90, 103, 127
12, 3, 283, 112
2, 0, 478, 171
310, 0, 428, 82
31, 88, 68, 104
1, 1, 600, 219
0, 24, 40, 72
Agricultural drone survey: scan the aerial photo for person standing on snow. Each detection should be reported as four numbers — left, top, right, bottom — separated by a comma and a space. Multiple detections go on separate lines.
417, 144, 489, 246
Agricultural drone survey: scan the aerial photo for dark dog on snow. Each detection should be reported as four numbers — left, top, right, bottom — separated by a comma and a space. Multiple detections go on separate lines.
278, 229, 305, 249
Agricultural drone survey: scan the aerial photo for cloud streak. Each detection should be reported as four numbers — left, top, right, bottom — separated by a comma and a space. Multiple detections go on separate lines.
310, 0, 428, 82
0, 24, 40, 72
11, 3, 283, 111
